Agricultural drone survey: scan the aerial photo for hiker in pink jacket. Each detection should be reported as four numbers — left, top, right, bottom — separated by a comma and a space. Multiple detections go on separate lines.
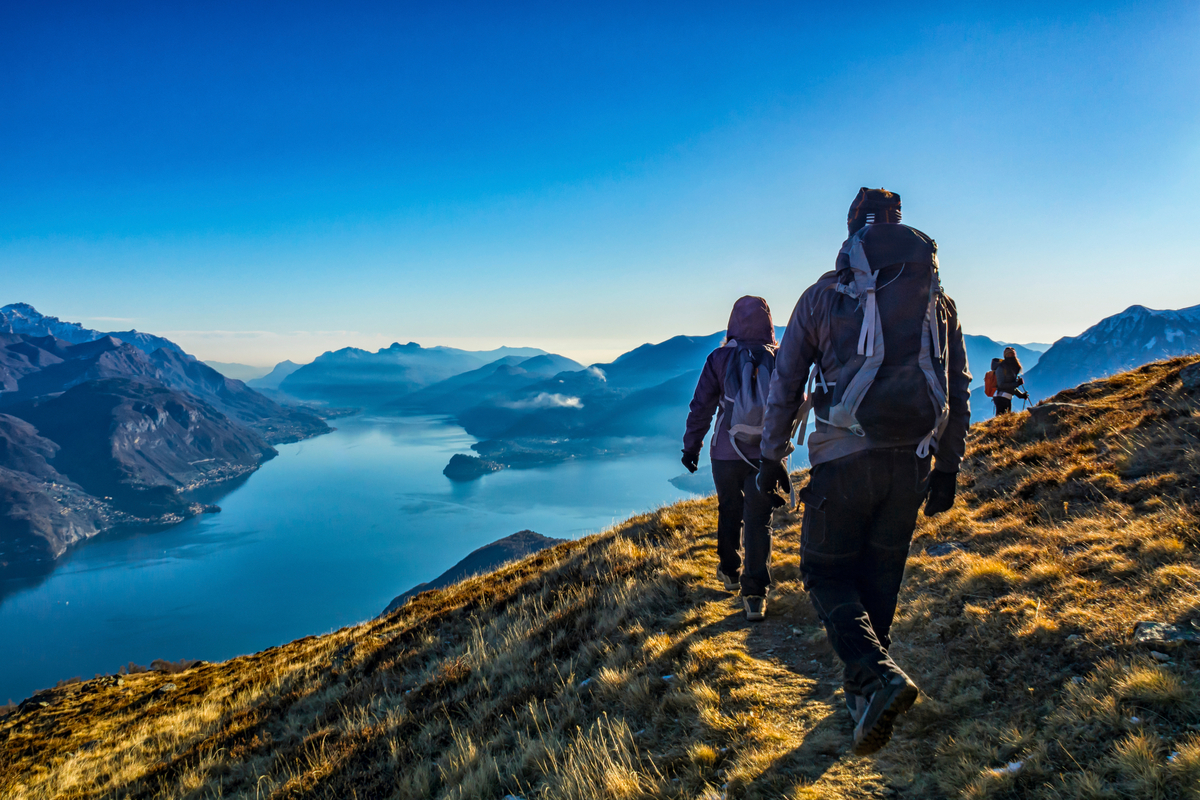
682, 296, 777, 621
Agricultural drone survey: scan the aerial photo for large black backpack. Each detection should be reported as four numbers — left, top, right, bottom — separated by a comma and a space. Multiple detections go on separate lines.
806, 224, 951, 453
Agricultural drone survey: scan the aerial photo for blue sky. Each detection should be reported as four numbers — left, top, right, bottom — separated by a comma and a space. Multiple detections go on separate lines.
3, 1, 1198, 366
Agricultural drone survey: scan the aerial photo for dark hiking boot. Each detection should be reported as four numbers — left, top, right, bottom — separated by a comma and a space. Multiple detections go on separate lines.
852, 673, 919, 756
845, 692, 868, 726
716, 568, 740, 592
743, 596, 766, 621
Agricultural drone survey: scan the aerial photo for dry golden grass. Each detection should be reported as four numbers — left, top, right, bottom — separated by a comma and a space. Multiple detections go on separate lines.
3, 356, 1200, 799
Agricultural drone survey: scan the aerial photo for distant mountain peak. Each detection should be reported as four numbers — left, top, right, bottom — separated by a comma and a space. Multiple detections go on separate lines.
1026, 302, 1200, 399
1, 302, 185, 357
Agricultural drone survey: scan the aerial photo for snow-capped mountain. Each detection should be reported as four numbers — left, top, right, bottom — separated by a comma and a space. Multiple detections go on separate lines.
1025, 304, 1200, 400
0, 302, 185, 356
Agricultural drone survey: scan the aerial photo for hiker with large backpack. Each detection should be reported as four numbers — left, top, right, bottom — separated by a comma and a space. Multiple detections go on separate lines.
756, 188, 971, 755
682, 295, 778, 621
988, 347, 1029, 415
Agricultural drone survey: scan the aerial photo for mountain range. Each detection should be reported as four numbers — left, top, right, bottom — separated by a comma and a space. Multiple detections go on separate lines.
1025, 304, 1200, 399
270, 309, 1194, 479
0, 305, 330, 569
0, 303, 183, 357
7, 297, 1198, 558
277, 343, 549, 406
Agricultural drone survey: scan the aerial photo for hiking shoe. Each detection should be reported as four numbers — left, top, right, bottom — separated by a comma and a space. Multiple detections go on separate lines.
845, 692, 868, 726
852, 673, 919, 756
716, 568, 740, 592
743, 595, 766, 621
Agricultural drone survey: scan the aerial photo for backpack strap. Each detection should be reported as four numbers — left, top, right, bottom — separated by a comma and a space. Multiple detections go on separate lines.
817, 226, 884, 436
915, 260, 950, 457
792, 365, 834, 447
847, 234, 879, 357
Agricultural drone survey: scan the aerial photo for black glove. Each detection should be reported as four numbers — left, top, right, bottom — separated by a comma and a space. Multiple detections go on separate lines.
681, 451, 699, 474
1016, 389, 1030, 401
924, 470, 958, 516
756, 459, 791, 509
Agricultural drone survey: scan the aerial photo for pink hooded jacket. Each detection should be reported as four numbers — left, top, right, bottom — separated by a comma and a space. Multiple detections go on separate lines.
682, 296, 777, 461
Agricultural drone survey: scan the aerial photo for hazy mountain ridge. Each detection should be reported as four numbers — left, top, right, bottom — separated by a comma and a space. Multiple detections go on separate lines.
388, 353, 583, 416
203, 361, 272, 381
246, 359, 303, 390
279, 342, 550, 406
441, 333, 728, 477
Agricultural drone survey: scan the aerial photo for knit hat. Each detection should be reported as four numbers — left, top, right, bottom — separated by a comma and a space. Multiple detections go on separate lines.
847, 187, 902, 235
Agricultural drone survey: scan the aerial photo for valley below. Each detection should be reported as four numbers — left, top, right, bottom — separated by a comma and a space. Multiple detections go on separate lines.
0, 414, 696, 704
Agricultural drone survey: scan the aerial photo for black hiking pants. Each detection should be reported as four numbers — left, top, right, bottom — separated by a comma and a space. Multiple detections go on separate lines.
797, 447, 931, 697
711, 458, 774, 597
993, 396, 1012, 415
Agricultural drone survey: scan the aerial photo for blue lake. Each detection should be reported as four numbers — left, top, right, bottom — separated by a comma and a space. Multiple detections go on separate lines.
0, 415, 705, 702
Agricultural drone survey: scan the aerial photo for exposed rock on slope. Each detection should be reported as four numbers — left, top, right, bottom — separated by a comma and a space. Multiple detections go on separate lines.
145, 346, 327, 443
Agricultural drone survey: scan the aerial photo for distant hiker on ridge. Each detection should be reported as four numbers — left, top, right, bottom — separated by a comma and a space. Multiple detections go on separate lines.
682, 296, 778, 621
756, 188, 971, 755
987, 346, 1029, 415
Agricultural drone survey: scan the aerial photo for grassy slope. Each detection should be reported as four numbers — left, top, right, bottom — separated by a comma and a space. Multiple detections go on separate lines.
3, 356, 1200, 800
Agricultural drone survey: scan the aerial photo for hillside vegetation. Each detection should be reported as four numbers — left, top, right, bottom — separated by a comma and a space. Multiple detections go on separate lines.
3, 357, 1200, 799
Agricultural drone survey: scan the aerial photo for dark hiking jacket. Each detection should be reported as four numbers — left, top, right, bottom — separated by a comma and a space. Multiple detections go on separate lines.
759, 223, 972, 474
683, 296, 776, 462
995, 357, 1024, 394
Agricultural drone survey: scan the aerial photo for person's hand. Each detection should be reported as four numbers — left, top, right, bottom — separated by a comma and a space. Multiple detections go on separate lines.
757, 459, 791, 509
924, 470, 958, 516
681, 451, 700, 474
1017, 390, 1030, 401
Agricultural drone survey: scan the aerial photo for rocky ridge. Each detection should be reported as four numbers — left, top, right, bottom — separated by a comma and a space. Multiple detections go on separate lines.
0, 305, 332, 568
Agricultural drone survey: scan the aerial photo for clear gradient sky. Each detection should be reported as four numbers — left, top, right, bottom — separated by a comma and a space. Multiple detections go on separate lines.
3, 2, 1198, 367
